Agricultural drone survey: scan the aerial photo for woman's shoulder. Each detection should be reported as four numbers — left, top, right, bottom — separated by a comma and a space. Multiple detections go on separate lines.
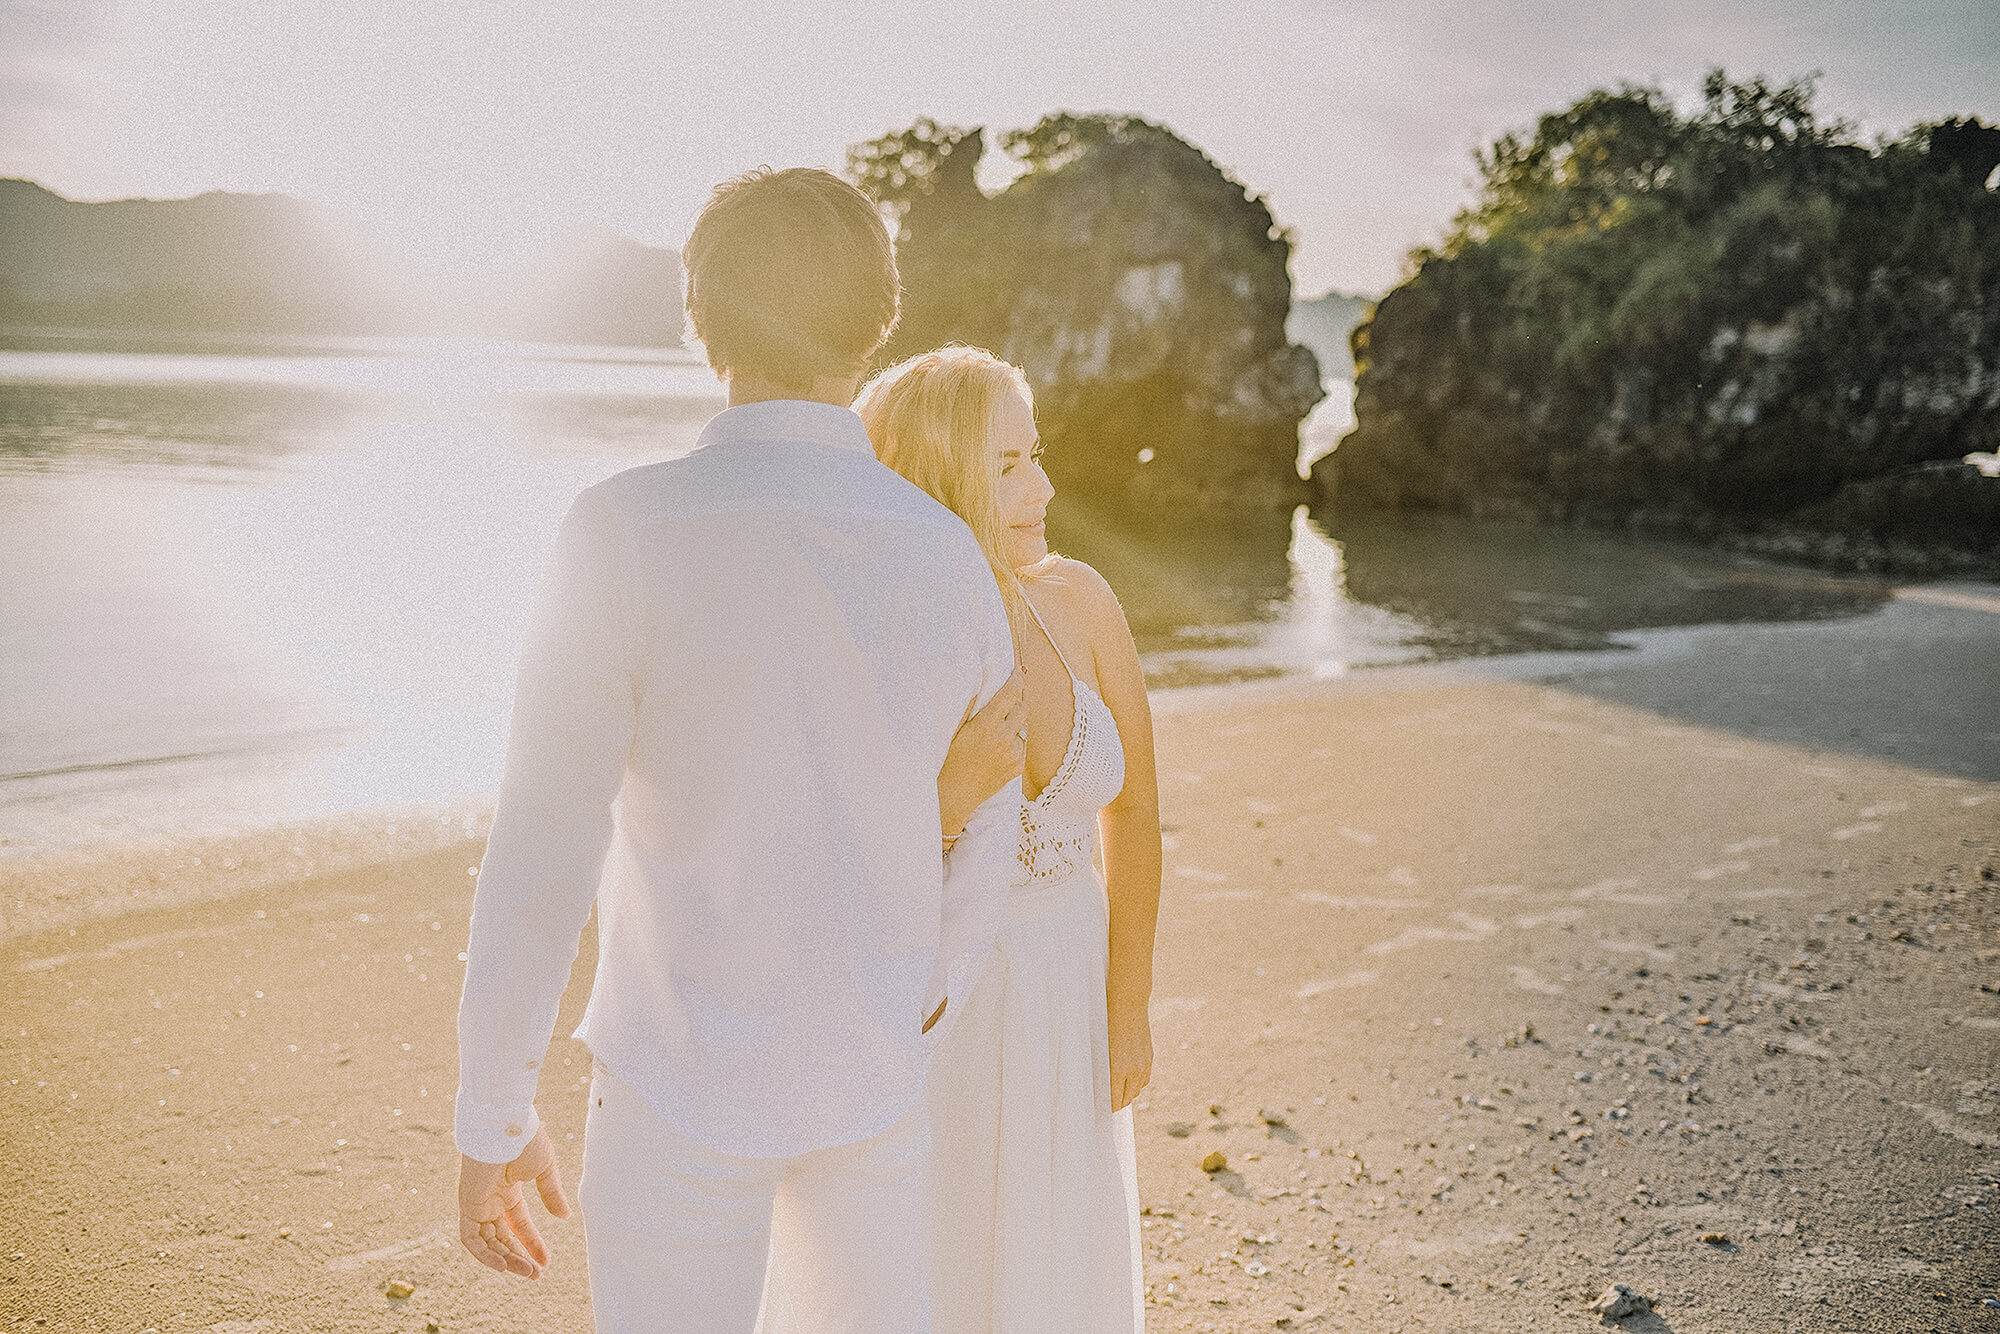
1030, 556, 1130, 643
1028, 554, 1112, 605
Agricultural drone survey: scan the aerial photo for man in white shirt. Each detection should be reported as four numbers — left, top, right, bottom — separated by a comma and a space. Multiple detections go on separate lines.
453, 167, 1023, 1332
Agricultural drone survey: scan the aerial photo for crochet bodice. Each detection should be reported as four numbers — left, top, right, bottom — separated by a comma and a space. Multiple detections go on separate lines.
1015, 595, 1126, 889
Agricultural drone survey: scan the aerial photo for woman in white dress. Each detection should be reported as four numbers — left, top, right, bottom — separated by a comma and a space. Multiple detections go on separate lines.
870, 346, 1162, 1334
754, 344, 1160, 1334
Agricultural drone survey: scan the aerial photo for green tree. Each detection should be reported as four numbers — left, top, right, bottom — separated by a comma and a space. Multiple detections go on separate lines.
1329, 71, 1999, 567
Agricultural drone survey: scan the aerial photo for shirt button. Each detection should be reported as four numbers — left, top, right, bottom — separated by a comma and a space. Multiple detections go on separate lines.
505, 1124, 523, 1137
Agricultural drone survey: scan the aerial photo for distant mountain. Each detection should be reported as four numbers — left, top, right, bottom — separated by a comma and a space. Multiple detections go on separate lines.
1286, 289, 1373, 380
468, 228, 683, 347
0, 180, 683, 347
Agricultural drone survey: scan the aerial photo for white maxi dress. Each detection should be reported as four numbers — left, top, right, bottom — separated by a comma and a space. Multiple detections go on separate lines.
923, 594, 1143, 1334
757, 594, 1142, 1333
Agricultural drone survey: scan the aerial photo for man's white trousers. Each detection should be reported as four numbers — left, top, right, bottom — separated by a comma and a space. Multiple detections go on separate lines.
579, 1060, 933, 1333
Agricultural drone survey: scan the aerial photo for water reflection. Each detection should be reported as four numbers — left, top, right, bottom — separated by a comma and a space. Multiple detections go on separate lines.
0, 344, 723, 851
1045, 499, 1425, 687
0, 340, 722, 476
1046, 496, 1292, 654
1324, 507, 1892, 657
0, 344, 1897, 850
1047, 498, 1892, 687
0, 380, 369, 474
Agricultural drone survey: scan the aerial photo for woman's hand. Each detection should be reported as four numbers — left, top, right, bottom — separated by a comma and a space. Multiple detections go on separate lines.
939, 669, 1026, 839
1107, 997, 1153, 1112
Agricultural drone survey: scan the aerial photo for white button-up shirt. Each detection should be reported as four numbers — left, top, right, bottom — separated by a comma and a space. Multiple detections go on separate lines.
455, 400, 1019, 1164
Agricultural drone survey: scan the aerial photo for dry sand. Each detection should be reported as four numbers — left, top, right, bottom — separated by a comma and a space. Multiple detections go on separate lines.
4, 591, 1997, 1333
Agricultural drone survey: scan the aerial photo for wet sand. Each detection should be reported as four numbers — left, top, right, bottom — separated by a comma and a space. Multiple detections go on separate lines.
4, 590, 1997, 1333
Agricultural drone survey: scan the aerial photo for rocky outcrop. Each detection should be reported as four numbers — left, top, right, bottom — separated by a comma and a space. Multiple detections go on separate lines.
851, 114, 1323, 507
1312, 76, 2000, 574
1757, 458, 2000, 572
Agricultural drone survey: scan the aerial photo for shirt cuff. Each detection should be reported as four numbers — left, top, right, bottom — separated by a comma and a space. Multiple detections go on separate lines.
922, 939, 995, 1056
454, 1091, 542, 1165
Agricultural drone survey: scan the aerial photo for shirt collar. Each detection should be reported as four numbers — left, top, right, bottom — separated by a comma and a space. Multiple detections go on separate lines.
696, 400, 876, 456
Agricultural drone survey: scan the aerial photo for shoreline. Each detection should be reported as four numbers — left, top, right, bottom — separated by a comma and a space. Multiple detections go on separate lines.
0, 800, 493, 944
7, 582, 1995, 946
0, 614, 1742, 944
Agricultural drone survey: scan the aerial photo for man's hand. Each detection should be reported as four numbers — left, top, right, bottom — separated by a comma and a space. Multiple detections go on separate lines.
939, 669, 1027, 839
457, 1127, 570, 1278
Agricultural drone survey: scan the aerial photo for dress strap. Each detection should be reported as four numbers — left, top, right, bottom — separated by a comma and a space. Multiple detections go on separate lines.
1018, 590, 1078, 681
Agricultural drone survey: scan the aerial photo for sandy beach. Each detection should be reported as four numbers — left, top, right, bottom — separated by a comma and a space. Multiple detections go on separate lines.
4, 589, 1997, 1333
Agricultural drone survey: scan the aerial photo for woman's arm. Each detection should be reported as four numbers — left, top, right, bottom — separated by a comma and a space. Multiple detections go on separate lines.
1070, 562, 1162, 1113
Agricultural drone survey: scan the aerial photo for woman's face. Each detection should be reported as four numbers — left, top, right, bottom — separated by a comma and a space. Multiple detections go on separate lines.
995, 388, 1054, 569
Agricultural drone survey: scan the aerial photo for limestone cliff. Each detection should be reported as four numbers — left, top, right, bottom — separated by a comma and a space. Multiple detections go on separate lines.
851, 114, 1323, 507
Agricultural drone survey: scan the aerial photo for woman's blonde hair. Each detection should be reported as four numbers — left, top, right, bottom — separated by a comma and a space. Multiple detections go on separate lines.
854, 345, 1033, 617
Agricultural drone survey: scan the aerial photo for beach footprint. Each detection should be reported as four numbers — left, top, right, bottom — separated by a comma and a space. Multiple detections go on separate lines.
1508, 965, 1564, 995
1294, 892, 1421, 910
1514, 906, 1587, 929
1366, 913, 1498, 954
1570, 877, 1640, 901
1297, 969, 1378, 999
1598, 938, 1675, 963
1570, 877, 1673, 905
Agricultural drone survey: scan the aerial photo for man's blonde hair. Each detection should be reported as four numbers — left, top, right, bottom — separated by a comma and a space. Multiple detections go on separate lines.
855, 346, 1031, 617
683, 167, 899, 392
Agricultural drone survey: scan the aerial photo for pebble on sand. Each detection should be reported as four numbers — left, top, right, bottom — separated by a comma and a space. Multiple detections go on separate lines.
1588, 1283, 1651, 1319
1201, 1150, 1229, 1173
384, 1279, 415, 1300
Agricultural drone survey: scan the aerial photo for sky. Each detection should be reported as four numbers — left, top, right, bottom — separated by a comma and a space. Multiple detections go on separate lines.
2, 0, 1994, 296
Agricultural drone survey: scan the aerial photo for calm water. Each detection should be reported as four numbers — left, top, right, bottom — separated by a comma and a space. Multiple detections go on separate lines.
0, 340, 1889, 851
